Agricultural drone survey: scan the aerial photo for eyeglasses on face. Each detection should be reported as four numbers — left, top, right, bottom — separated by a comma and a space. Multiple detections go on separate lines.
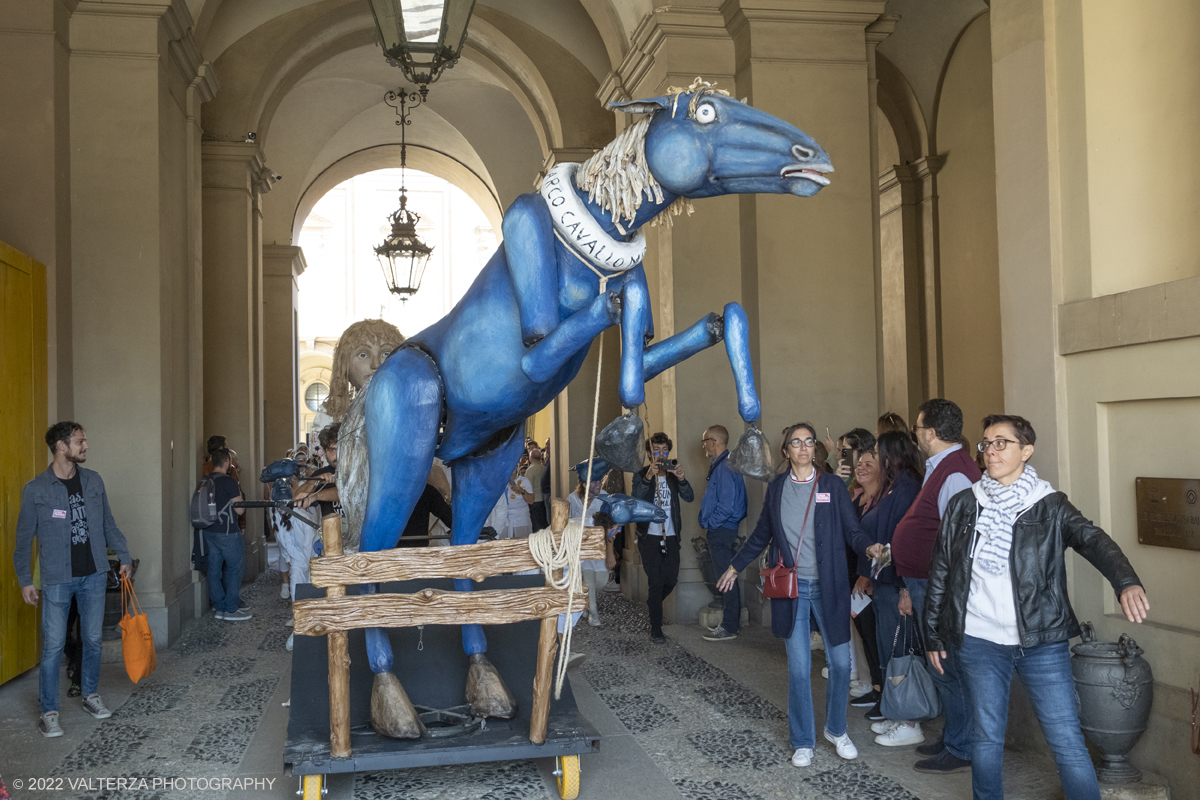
977, 438, 1019, 453
787, 437, 817, 449
701, 437, 717, 444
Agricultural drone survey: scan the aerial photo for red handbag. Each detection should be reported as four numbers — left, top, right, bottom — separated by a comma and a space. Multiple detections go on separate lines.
759, 476, 817, 599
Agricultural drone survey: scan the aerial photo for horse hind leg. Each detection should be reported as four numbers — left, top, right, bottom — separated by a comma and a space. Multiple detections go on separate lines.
359, 347, 443, 739
446, 423, 528, 719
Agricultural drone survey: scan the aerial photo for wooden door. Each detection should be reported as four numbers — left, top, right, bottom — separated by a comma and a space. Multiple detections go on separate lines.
0, 240, 47, 685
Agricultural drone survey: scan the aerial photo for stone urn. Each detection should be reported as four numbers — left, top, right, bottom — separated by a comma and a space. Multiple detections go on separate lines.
1071, 622, 1154, 783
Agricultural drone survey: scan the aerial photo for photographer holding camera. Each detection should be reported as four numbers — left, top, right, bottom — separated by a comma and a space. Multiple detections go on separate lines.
632, 432, 693, 644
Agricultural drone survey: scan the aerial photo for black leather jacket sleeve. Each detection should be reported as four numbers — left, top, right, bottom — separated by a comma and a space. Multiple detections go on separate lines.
1059, 498, 1142, 598
922, 497, 960, 653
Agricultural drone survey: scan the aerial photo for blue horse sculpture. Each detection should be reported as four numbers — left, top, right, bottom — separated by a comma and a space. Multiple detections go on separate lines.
353, 80, 833, 737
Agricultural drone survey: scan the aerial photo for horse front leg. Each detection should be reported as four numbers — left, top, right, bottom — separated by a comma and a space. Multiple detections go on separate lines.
641, 302, 761, 422
521, 289, 621, 382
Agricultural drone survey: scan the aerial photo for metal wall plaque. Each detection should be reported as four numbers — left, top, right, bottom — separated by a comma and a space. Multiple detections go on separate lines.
1135, 477, 1200, 551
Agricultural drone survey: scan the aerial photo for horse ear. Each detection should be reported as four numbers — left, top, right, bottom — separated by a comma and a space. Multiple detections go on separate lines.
607, 96, 670, 115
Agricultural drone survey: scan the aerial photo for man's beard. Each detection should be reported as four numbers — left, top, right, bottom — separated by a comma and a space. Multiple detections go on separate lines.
68, 451, 86, 463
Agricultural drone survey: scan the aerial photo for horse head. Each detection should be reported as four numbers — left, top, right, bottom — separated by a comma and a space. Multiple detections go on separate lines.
610, 82, 833, 201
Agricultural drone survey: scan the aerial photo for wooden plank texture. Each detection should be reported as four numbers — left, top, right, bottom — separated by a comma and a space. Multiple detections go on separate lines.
293, 587, 588, 636
308, 527, 605, 587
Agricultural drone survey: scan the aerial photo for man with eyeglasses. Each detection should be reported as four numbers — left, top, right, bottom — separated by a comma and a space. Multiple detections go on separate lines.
698, 426, 747, 642
884, 398, 981, 773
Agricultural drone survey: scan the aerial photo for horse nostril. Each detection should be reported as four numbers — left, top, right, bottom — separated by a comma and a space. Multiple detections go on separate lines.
792, 144, 815, 162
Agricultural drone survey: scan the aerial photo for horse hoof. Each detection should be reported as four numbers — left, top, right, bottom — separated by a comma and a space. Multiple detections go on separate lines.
371, 672, 425, 739
465, 653, 517, 719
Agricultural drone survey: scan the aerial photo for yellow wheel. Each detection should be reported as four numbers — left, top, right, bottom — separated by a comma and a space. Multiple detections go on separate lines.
555, 754, 580, 800
302, 774, 323, 800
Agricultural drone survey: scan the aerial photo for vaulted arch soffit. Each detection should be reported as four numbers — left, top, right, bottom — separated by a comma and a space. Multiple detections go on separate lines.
930, 9, 991, 155
290, 144, 504, 244
875, 52, 928, 164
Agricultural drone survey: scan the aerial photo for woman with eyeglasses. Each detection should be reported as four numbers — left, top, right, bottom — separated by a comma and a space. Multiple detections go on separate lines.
717, 422, 882, 767
924, 414, 1149, 800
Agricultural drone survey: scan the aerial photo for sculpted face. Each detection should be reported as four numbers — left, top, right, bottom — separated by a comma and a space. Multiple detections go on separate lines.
348, 339, 395, 390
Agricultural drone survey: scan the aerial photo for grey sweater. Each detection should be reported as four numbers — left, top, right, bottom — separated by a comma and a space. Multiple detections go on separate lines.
781, 476, 818, 580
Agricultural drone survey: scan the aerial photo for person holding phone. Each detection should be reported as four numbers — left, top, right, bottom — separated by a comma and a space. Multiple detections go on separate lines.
632, 432, 693, 644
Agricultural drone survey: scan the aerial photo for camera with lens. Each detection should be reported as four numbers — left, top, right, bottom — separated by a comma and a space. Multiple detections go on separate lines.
654, 456, 678, 469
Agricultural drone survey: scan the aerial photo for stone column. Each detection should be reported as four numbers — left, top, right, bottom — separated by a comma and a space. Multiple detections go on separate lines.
68, 0, 213, 644
201, 142, 275, 578
262, 245, 306, 463
0, 0, 74, 421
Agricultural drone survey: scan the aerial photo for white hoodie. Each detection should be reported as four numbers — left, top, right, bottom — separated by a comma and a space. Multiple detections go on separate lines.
963, 475, 1056, 645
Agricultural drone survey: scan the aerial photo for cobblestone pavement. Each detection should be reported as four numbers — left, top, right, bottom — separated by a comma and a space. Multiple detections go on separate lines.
9, 570, 1064, 800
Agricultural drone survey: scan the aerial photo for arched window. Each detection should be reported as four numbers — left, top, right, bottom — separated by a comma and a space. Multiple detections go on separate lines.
304, 382, 329, 413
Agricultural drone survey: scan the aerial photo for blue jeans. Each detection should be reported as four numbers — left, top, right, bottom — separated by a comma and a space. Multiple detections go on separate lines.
783, 579, 850, 749
40, 572, 107, 713
706, 528, 740, 634
204, 531, 245, 614
958, 635, 1100, 800
906, 577, 972, 759
873, 580, 902, 675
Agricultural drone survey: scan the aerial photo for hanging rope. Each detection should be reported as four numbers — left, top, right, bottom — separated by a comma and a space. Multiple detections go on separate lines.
528, 307, 608, 699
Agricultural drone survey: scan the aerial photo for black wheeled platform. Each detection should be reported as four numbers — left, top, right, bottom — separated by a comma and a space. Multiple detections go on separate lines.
284, 574, 599, 776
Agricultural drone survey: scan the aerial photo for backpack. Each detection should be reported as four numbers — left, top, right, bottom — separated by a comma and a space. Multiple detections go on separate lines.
190, 474, 220, 528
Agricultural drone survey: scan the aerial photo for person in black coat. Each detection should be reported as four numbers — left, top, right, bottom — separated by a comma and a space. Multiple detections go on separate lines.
631, 432, 693, 644
718, 422, 881, 767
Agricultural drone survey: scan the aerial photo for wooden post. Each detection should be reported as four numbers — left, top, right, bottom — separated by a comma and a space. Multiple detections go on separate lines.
321, 512, 352, 759
529, 499, 571, 744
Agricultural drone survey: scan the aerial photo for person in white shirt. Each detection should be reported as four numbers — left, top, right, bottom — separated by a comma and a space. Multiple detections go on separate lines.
631, 433, 693, 643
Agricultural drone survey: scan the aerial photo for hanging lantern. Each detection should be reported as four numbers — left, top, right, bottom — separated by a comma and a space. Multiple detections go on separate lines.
367, 0, 477, 88
375, 189, 433, 300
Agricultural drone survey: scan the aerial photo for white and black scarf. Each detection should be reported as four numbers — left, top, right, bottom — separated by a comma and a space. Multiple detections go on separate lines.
974, 465, 1040, 575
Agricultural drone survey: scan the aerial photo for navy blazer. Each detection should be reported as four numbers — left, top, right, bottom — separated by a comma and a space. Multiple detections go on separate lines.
857, 472, 921, 583
731, 470, 874, 646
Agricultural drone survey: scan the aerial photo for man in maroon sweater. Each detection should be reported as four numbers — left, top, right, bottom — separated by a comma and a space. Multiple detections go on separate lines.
879, 399, 980, 774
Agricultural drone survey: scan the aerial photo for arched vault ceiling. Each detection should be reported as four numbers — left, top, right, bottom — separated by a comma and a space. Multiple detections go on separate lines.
878, 0, 988, 148
196, 0, 617, 82
261, 46, 540, 245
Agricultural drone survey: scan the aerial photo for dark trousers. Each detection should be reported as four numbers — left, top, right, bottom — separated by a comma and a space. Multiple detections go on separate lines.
852, 598, 883, 687
613, 529, 626, 584
638, 534, 680, 633
706, 527, 741, 633
530, 502, 548, 532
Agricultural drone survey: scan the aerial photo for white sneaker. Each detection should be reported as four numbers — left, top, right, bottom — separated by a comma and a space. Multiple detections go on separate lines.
875, 722, 924, 747
280, 584, 290, 599
810, 631, 824, 651
286, 633, 294, 652
223, 611, 252, 621
588, 614, 601, 627
82, 694, 112, 719
38, 712, 64, 738
601, 579, 620, 593
821, 665, 828, 679
871, 720, 901, 735
214, 611, 224, 620
790, 748, 813, 767
285, 616, 295, 628
824, 729, 858, 760
849, 680, 872, 698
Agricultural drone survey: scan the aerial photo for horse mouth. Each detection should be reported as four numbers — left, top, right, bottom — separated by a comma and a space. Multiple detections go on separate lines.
781, 164, 833, 186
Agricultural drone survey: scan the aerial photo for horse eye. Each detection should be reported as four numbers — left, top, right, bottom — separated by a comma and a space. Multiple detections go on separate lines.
695, 103, 717, 124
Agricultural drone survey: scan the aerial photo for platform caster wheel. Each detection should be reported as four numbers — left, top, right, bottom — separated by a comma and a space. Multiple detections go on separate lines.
301, 774, 326, 799
554, 754, 580, 800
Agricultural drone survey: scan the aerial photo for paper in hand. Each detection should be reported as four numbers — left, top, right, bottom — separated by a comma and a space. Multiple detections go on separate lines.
850, 592, 872, 618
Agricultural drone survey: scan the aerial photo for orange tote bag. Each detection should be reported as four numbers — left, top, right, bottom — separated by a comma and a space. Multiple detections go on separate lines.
119, 573, 157, 683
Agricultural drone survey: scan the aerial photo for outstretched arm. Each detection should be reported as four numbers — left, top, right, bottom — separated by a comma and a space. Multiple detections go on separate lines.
502, 194, 559, 347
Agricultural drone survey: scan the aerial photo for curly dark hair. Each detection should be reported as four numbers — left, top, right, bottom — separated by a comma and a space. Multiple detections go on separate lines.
644, 431, 673, 453
45, 421, 84, 455
318, 423, 341, 451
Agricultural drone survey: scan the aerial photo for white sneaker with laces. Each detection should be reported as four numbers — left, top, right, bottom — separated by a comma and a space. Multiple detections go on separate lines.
875, 722, 924, 747
824, 729, 858, 760
82, 694, 112, 719
871, 720, 901, 735
38, 712, 64, 738
849, 680, 872, 698
810, 631, 824, 651
790, 748, 813, 767
280, 584, 290, 599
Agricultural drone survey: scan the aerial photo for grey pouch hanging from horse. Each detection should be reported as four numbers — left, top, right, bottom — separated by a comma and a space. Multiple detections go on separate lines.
595, 412, 644, 474
728, 426, 774, 482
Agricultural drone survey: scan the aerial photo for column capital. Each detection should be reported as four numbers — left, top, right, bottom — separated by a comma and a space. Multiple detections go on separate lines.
202, 142, 266, 192
721, 0, 890, 64
263, 245, 307, 280
612, 5, 735, 99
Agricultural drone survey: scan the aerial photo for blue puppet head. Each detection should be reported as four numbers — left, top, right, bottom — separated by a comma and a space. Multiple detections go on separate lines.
573, 456, 613, 486
608, 79, 833, 201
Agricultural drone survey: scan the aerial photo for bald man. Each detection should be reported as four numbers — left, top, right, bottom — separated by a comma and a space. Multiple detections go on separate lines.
699, 425, 747, 641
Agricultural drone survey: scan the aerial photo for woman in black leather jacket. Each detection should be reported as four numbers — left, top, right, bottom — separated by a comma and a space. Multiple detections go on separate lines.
924, 414, 1149, 800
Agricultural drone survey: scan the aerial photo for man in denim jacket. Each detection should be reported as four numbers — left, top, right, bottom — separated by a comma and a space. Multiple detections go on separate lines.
14, 422, 132, 738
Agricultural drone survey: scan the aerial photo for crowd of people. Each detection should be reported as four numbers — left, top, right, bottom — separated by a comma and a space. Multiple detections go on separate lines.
14, 384, 1153, 800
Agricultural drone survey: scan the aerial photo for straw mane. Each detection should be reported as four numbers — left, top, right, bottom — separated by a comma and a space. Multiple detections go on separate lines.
575, 78, 732, 234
